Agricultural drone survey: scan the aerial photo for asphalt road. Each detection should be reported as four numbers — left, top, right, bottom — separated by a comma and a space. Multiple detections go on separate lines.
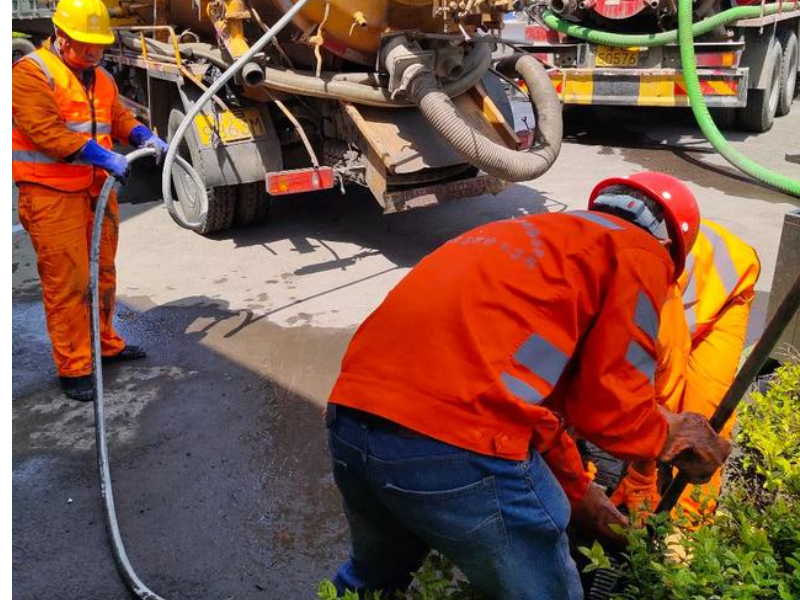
11, 105, 800, 600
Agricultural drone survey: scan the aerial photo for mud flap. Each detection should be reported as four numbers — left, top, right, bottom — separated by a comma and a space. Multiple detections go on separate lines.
173, 87, 282, 190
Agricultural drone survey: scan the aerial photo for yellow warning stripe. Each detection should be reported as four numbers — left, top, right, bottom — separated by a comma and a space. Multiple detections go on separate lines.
550, 70, 739, 106
706, 79, 737, 95
639, 74, 677, 107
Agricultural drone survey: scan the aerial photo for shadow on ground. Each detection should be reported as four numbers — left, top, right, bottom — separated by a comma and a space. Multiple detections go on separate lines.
12, 296, 348, 600
211, 183, 560, 269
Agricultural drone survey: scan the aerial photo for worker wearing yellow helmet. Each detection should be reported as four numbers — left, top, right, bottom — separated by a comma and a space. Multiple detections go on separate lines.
12, 0, 169, 401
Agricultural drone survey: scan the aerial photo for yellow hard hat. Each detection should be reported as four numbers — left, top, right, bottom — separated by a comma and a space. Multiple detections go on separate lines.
52, 0, 115, 45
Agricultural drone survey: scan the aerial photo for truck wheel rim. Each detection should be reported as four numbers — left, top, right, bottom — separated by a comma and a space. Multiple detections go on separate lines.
768, 51, 782, 117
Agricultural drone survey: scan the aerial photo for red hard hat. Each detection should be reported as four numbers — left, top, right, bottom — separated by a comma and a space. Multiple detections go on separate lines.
588, 171, 700, 277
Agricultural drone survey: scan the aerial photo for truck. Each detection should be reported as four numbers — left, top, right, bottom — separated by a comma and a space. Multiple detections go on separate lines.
12, 0, 563, 234
504, 0, 799, 133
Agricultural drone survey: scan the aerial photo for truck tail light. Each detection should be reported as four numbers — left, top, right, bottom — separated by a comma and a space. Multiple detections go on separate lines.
696, 52, 738, 67
266, 167, 335, 196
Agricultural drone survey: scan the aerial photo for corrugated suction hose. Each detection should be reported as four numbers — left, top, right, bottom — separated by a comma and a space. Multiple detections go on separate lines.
409, 53, 563, 182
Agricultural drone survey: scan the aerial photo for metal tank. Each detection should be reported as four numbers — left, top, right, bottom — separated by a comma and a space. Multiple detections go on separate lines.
547, 0, 722, 30
110, 0, 508, 64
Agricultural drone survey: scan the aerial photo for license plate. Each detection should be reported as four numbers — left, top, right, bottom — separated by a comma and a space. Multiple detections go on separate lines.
194, 108, 266, 146
595, 46, 641, 67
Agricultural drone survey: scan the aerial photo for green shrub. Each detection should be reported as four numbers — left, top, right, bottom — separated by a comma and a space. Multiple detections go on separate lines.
583, 360, 800, 600
317, 552, 483, 600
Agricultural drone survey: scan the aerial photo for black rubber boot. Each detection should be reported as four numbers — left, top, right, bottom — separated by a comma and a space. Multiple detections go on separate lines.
103, 345, 147, 364
59, 375, 95, 402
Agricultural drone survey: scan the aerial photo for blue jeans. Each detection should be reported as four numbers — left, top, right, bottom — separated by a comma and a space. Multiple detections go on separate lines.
327, 406, 583, 599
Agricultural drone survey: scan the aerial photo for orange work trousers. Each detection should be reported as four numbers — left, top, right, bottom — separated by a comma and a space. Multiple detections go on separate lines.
17, 183, 126, 377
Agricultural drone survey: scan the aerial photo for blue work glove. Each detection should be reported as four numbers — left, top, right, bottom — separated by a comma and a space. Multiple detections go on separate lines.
77, 139, 129, 179
129, 124, 169, 164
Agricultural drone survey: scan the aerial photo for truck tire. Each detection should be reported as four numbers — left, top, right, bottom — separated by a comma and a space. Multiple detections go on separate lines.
168, 107, 239, 234
777, 31, 798, 117
737, 39, 783, 132
170, 137, 236, 235
12, 37, 36, 63
234, 182, 271, 227
199, 186, 237, 234
709, 107, 736, 130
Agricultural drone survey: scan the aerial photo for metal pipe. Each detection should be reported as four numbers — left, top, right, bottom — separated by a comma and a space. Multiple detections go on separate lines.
241, 60, 266, 85
255, 42, 491, 107
551, 0, 580, 16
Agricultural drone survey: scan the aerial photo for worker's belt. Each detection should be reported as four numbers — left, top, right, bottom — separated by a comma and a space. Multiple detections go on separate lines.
327, 404, 426, 439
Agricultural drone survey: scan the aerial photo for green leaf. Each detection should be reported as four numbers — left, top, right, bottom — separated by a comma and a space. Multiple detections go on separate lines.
317, 580, 339, 600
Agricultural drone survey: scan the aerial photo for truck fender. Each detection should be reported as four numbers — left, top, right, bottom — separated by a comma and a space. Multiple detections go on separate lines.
169, 87, 283, 189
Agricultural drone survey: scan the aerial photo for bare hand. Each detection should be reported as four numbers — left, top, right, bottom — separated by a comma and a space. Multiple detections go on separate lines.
658, 407, 731, 484
572, 482, 630, 547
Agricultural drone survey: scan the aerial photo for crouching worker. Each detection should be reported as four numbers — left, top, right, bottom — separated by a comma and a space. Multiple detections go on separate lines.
12, 0, 169, 401
325, 172, 731, 599
609, 218, 760, 520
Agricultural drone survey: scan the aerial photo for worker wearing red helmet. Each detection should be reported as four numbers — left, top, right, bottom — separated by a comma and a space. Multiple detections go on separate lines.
325, 171, 731, 599
12, 0, 169, 401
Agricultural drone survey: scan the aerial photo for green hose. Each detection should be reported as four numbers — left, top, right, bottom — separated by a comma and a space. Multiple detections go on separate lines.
541, 5, 800, 197
541, 4, 797, 47
676, 0, 800, 196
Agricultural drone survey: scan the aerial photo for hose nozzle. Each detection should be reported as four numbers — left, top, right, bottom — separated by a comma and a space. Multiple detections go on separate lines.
242, 61, 265, 86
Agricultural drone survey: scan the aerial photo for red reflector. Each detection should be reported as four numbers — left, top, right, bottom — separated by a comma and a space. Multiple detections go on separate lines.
266, 167, 335, 196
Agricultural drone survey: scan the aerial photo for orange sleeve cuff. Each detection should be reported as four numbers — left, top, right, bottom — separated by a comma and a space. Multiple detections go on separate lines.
541, 431, 593, 504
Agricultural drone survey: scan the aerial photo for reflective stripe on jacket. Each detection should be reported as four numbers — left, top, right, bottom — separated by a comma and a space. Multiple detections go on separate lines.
657, 219, 761, 414
330, 211, 673, 477
12, 46, 116, 191
651, 220, 760, 515
677, 220, 761, 342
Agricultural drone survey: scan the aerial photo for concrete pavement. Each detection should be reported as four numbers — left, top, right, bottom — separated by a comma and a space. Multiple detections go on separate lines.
12, 105, 800, 599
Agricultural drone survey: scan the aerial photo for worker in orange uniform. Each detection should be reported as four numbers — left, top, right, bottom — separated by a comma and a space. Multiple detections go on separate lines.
325, 172, 732, 600
12, 0, 169, 402
609, 219, 760, 518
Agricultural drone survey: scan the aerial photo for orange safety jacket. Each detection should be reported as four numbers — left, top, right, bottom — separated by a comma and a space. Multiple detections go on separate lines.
330, 211, 674, 502
659, 219, 761, 414
608, 220, 760, 515
658, 220, 761, 435
657, 219, 760, 514
12, 44, 119, 192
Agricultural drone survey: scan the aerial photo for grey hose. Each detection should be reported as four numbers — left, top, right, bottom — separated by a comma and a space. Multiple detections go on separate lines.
91, 148, 165, 600
92, 148, 205, 596
161, 0, 310, 226
410, 53, 562, 182
256, 42, 492, 107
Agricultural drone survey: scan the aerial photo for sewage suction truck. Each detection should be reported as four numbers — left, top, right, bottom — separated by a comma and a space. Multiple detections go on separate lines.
13, 0, 564, 234
506, 0, 798, 132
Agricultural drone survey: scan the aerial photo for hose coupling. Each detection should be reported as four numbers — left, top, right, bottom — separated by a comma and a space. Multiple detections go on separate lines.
381, 35, 434, 100
242, 60, 266, 86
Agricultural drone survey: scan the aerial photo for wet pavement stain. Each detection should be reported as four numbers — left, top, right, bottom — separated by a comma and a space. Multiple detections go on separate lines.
563, 106, 800, 204
13, 297, 351, 599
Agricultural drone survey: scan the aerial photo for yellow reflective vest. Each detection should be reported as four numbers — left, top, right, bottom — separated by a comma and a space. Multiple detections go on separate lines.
656, 219, 760, 513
